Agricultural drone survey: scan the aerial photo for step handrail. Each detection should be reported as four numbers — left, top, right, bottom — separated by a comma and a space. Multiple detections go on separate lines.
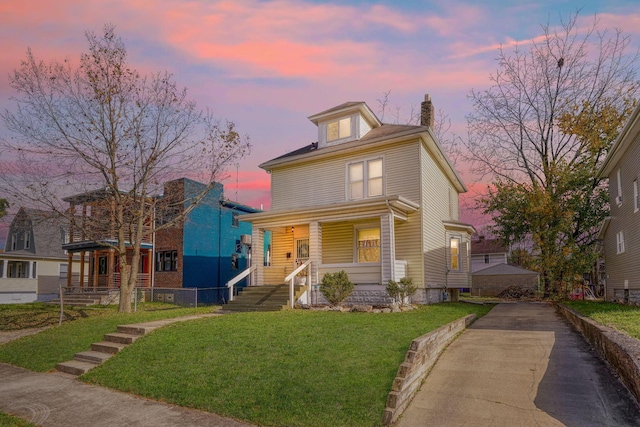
284, 259, 312, 309
226, 265, 257, 302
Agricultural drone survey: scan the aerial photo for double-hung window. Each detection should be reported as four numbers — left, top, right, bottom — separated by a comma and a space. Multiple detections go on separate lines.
450, 237, 460, 271
348, 158, 384, 200
616, 231, 625, 254
24, 232, 30, 249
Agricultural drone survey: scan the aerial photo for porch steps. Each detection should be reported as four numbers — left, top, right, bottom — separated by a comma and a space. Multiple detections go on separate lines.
55, 313, 219, 376
221, 284, 307, 313
47, 295, 102, 307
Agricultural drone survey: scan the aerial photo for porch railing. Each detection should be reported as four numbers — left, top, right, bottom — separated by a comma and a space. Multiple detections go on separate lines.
226, 265, 257, 302
285, 259, 312, 309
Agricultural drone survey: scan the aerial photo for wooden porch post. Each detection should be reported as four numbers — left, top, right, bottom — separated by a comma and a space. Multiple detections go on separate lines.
92, 252, 99, 290
67, 253, 73, 287
108, 250, 115, 288
79, 252, 86, 289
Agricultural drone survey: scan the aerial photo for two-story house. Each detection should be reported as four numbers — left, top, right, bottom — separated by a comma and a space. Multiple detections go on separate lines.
241, 95, 474, 305
61, 178, 260, 304
154, 178, 260, 303
598, 102, 640, 304
1, 208, 87, 303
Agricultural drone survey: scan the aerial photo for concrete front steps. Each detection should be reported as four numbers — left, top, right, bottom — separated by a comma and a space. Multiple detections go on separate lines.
221, 284, 307, 313
56, 314, 218, 376
48, 295, 102, 307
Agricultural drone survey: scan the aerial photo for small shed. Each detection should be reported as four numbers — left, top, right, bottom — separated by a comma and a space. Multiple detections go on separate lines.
472, 263, 539, 297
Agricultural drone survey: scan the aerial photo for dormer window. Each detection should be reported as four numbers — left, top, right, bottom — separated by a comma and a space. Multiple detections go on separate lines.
327, 118, 351, 142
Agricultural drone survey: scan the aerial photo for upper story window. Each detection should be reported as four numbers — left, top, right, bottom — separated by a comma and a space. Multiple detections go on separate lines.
11, 234, 17, 251
348, 158, 384, 200
24, 232, 30, 249
327, 118, 351, 142
616, 169, 623, 206
634, 180, 638, 212
616, 231, 625, 254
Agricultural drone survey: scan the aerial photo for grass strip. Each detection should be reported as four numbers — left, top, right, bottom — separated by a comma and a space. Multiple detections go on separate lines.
0, 303, 213, 372
0, 411, 37, 427
563, 300, 640, 340
82, 303, 491, 427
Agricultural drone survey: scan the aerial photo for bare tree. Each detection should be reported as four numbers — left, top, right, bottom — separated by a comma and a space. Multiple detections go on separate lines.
0, 25, 250, 312
465, 12, 638, 295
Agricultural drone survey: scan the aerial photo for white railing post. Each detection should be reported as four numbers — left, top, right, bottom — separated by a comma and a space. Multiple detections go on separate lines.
290, 277, 295, 309
226, 265, 257, 303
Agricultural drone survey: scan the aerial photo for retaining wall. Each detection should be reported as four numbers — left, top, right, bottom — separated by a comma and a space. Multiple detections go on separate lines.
557, 304, 640, 405
382, 313, 477, 425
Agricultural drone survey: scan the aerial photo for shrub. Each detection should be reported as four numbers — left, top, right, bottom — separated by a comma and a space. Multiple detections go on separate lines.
320, 271, 354, 307
386, 277, 417, 307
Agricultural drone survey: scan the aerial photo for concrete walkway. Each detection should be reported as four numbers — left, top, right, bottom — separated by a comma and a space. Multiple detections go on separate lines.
396, 302, 640, 427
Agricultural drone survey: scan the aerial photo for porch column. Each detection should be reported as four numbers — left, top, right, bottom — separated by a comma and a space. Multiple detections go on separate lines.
79, 252, 86, 288
67, 253, 73, 287
107, 250, 115, 288
2, 259, 7, 278
309, 221, 321, 288
380, 213, 396, 284
252, 227, 264, 286
30, 261, 36, 279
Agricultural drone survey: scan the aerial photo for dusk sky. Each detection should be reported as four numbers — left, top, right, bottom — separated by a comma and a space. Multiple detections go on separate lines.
2, 0, 640, 232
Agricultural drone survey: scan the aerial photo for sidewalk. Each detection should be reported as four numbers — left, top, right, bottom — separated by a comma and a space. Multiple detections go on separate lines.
395, 302, 640, 426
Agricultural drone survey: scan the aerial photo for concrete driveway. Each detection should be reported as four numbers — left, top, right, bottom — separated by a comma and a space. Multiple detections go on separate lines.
396, 302, 640, 427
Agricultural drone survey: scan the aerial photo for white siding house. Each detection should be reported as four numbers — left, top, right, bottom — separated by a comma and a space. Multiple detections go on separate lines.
597, 102, 640, 304
242, 95, 474, 305
1, 208, 87, 303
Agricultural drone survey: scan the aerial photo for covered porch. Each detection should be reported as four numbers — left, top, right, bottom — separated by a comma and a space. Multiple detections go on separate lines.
243, 196, 419, 305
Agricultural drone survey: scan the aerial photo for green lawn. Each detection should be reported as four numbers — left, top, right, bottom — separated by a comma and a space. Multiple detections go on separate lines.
81, 303, 492, 427
0, 303, 213, 371
0, 411, 36, 427
563, 300, 640, 340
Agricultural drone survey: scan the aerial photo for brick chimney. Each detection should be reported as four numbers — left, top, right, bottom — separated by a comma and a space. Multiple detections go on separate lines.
420, 94, 434, 129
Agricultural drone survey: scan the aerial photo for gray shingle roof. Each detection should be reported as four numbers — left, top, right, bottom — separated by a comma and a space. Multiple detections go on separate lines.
473, 263, 539, 276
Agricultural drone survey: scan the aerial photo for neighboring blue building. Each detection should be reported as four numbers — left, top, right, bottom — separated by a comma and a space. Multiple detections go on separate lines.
154, 178, 262, 303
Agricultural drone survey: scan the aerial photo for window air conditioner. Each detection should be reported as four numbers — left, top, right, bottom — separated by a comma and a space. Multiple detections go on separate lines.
240, 234, 252, 245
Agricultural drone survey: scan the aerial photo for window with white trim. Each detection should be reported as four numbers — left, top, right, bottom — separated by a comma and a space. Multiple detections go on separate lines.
616, 231, 625, 254
327, 118, 351, 142
616, 169, 623, 205
356, 227, 380, 263
59, 263, 68, 279
24, 232, 30, 249
10, 234, 16, 251
634, 179, 638, 212
348, 158, 384, 200
450, 237, 460, 271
